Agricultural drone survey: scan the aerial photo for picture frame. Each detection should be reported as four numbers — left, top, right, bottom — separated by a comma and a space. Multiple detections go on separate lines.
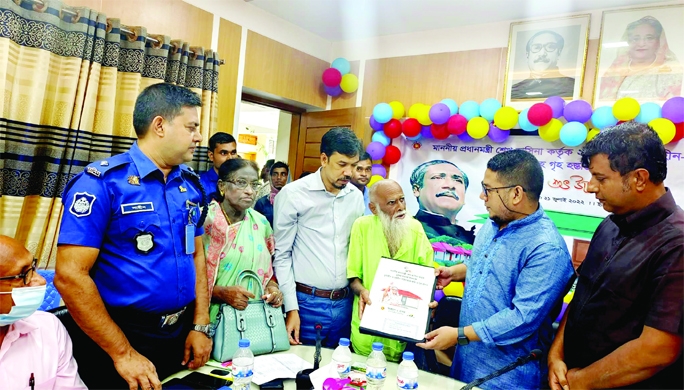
503, 14, 591, 111
593, 4, 684, 107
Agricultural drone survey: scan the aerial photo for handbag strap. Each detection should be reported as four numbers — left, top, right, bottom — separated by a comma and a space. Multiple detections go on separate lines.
237, 269, 266, 300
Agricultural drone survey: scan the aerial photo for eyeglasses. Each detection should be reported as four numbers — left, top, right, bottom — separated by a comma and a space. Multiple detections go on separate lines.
529, 42, 559, 53
0, 259, 37, 285
225, 179, 261, 191
481, 183, 525, 200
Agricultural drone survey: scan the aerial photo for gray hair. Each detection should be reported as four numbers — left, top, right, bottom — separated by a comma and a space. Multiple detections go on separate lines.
410, 160, 469, 191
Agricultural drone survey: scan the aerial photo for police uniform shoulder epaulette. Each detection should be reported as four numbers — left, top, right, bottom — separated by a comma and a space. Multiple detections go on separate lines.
180, 164, 200, 178
84, 153, 132, 178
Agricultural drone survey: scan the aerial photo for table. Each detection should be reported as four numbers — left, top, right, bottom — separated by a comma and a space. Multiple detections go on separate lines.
164, 345, 472, 389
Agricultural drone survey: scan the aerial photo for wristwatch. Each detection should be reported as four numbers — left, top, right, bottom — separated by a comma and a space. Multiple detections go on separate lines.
192, 323, 215, 338
457, 327, 470, 346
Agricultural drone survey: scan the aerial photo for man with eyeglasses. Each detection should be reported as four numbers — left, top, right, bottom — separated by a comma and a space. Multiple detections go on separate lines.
511, 30, 576, 99
0, 235, 87, 389
418, 149, 574, 389
201, 132, 238, 196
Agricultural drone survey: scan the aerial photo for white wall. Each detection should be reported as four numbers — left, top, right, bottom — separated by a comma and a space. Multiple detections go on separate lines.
275, 111, 293, 163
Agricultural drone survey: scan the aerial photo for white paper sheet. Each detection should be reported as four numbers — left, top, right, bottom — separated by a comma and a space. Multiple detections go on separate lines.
252, 353, 314, 385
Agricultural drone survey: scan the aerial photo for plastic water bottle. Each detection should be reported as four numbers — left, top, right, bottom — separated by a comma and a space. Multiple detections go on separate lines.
331, 337, 352, 379
396, 352, 419, 389
365, 342, 387, 390
232, 339, 254, 390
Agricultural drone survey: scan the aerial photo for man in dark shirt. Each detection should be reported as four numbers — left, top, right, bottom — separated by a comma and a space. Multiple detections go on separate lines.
548, 122, 683, 390
254, 161, 289, 227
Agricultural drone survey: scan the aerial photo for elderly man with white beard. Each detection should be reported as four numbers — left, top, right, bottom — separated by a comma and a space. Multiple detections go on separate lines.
347, 179, 434, 361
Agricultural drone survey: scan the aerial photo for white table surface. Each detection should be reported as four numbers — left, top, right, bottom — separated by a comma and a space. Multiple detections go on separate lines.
164, 345, 473, 389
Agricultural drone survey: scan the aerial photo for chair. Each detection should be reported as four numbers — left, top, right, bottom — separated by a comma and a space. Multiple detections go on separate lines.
37, 269, 62, 311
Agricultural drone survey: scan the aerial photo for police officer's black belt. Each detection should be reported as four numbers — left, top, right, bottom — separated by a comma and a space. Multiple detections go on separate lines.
107, 305, 188, 328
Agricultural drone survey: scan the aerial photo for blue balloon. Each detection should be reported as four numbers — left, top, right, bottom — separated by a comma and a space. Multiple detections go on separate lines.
406, 134, 422, 141
635, 102, 662, 124
519, 108, 539, 132
480, 98, 502, 122
440, 99, 459, 116
420, 125, 434, 139
591, 106, 618, 129
459, 100, 480, 121
372, 103, 393, 124
560, 122, 588, 147
331, 58, 351, 75
371, 131, 391, 147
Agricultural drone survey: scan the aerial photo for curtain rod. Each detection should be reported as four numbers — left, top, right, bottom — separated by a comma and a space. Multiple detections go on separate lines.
27, 0, 223, 65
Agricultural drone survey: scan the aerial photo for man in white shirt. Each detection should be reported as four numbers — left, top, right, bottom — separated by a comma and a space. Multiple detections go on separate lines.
0, 235, 86, 389
274, 127, 365, 347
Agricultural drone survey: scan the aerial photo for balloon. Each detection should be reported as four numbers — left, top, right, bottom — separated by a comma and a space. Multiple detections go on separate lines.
402, 118, 421, 137
480, 98, 502, 122
366, 141, 386, 160
488, 123, 510, 143
331, 58, 350, 75
371, 164, 387, 178
527, 103, 553, 126
662, 97, 684, 123
443, 282, 464, 297
339, 74, 358, 93
586, 128, 601, 142
591, 106, 618, 129
383, 145, 401, 165
371, 131, 391, 147
416, 105, 433, 126
429, 103, 451, 125
560, 121, 588, 147
459, 100, 480, 121
383, 119, 402, 138
457, 130, 474, 142
447, 114, 468, 135
467, 117, 489, 139
494, 106, 519, 130
648, 118, 676, 144
430, 123, 450, 139
673, 122, 684, 142
408, 103, 423, 119
441, 98, 458, 115
563, 100, 593, 123
369, 116, 383, 131
322, 68, 342, 87
544, 96, 566, 118
324, 85, 343, 97
519, 108, 539, 132
612, 97, 640, 121
420, 125, 434, 139
434, 289, 445, 302
372, 103, 393, 124
406, 133, 422, 141
539, 118, 562, 142
367, 174, 383, 188
635, 102, 662, 124
389, 101, 405, 119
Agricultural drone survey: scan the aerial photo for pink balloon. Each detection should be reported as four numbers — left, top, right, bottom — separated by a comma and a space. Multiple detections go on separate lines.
322, 68, 342, 87
527, 103, 553, 126
447, 114, 468, 135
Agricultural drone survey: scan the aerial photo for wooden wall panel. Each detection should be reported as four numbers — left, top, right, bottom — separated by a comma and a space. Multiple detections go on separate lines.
216, 18, 242, 136
331, 60, 361, 110
244, 31, 329, 109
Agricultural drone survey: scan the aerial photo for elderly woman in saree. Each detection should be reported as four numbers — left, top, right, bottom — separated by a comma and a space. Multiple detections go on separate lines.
599, 16, 682, 101
203, 158, 282, 323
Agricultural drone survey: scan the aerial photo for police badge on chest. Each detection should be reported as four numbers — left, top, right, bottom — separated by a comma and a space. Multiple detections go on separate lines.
134, 231, 155, 254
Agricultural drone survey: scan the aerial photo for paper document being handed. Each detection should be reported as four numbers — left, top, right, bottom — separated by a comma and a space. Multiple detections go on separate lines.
252, 353, 313, 385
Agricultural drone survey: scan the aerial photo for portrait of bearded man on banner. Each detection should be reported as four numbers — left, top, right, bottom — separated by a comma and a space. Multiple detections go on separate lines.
410, 160, 475, 246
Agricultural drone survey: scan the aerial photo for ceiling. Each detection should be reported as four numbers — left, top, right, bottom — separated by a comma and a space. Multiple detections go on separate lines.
249, 0, 672, 41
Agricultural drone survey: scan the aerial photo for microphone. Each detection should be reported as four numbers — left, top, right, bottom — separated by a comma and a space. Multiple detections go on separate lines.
313, 323, 323, 370
460, 349, 542, 390
296, 323, 324, 390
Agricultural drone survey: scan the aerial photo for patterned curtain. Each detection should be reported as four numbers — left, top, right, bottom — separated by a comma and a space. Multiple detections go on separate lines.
0, 0, 220, 267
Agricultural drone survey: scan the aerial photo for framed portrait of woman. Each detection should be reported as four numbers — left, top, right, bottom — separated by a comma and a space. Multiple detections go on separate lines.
593, 4, 684, 106
503, 14, 591, 111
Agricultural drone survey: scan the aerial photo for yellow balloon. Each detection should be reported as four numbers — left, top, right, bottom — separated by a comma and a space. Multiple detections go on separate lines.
648, 118, 676, 144
612, 97, 640, 121
538, 118, 562, 142
389, 101, 405, 119
367, 174, 384, 188
466, 117, 489, 139
339, 74, 358, 93
416, 105, 432, 126
408, 103, 423, 119
586, 128, 600, 142
443, 281, 464, 297
494, 106, 519, 130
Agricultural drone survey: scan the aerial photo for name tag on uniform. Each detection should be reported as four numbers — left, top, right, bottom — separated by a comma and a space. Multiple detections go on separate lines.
121, 202, 154, 214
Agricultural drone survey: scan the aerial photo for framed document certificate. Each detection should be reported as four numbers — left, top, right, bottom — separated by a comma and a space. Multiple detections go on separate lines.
359, 258, 437, 343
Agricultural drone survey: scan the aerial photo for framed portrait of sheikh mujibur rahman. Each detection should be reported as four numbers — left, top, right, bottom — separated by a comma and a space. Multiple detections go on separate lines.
593, 4, 684, 107
503, 14, 591, 111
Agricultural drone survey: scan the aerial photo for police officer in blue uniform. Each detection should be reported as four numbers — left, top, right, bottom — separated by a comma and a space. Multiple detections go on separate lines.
55, 83, 213, 390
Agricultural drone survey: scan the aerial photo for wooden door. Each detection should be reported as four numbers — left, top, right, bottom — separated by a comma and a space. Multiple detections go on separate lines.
293, 108, 363, 180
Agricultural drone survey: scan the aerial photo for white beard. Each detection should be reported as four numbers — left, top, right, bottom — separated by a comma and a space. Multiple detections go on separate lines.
378, 210, 412, 257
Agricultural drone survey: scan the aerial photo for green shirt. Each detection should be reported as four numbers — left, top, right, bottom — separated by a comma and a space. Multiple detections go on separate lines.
347, 215, 434, 361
